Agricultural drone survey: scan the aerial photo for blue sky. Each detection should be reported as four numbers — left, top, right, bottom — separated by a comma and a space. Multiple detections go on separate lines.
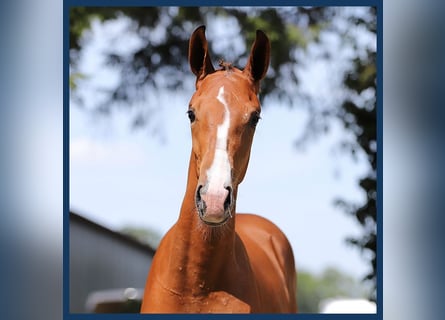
69, 11, 374, 281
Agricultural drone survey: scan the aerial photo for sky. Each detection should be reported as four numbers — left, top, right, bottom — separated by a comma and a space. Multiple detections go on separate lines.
69, 10, 374, 282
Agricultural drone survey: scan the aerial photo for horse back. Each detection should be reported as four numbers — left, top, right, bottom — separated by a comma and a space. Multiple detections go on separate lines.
235, 213, 297, 313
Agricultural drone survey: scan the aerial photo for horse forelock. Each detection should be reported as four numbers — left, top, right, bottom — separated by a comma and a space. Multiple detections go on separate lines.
218, 59, 234, 72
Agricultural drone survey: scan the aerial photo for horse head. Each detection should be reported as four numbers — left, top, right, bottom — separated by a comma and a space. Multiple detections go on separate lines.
187, 26, 270, 226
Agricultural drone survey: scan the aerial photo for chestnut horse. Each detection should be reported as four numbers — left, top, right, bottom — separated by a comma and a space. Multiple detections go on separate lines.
141, 26, 297, 313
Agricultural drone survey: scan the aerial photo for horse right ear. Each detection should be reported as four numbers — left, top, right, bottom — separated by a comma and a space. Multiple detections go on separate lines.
189, 25, 215, 83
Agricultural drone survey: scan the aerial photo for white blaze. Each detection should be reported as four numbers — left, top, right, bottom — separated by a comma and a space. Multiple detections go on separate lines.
206, 86, 231, 194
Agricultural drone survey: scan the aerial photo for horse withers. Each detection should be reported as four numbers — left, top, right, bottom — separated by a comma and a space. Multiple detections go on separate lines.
140, 26, 297, 313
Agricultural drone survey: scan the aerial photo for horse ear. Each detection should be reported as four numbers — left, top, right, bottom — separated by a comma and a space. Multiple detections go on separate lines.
189, 25, 215, 81
243, 30, 270, 84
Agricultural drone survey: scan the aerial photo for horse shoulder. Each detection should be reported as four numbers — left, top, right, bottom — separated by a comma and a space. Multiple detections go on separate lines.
235, 213, 297, 312
236, 213, 295, 270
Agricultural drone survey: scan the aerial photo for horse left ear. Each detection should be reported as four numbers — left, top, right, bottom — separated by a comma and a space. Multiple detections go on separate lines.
243, 30, 271, 85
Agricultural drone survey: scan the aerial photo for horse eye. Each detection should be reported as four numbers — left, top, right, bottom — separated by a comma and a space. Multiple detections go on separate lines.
249, 112, 261, 128
187, 110, 196, 123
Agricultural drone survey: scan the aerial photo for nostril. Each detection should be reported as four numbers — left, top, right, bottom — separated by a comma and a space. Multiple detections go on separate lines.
224, 186, 232, 211
196, 185, 203, 201
195, 185, 205, 215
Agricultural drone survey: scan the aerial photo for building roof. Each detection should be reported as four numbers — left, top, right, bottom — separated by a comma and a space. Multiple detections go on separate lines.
70, 211, 156, 255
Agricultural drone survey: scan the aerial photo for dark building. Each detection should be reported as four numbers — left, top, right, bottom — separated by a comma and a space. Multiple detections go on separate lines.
69, 211, 155, 313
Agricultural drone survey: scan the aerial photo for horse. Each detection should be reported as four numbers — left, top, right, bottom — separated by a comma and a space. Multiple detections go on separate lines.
140, 25, 297, 313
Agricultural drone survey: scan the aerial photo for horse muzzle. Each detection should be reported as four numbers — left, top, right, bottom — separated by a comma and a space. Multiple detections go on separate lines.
195, 184, 233, 226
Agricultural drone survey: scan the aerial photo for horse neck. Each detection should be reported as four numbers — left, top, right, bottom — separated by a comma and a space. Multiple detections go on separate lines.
167, 152, 239, 293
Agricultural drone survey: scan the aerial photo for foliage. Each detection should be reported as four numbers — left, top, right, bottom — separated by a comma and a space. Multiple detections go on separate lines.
70, 6, 377, 299
333, 12, 377, 300
297, 267, 371, 313
69, 7, 324, 121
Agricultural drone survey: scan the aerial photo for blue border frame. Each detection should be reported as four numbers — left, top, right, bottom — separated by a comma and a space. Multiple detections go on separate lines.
376, 2, 383, 317
63, 1, 70, 318
63, 1, 383, 319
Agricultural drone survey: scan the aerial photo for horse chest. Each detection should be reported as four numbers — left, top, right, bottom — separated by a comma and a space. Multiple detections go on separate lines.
161, 290, 252, 313
143, 239, 260, 313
